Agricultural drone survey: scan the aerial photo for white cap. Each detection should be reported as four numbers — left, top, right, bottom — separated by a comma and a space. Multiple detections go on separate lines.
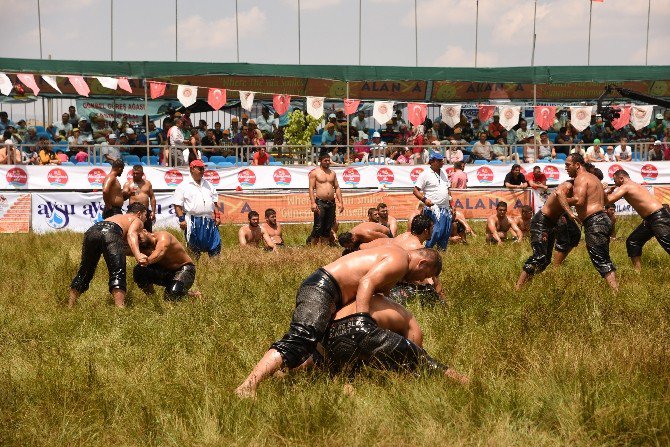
328, 113, 336, 119
654, 140, 662, 145
372, 131, 381, 138
109, 133, 117, 139
86, 136, 94, 142
656, 113, 664, 120
358, 130, 368, 140
125, 128, 134, 134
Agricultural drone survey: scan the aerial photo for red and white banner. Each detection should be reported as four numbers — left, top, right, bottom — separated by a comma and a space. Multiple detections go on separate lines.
498, 105, 520, 130
208, 88, 227, 110
239, 91, 255, 111
17, 74, 40, 96
0, 193, 30, 233
478, 105, 495, 123
611, 105, 631, 130
344, 99, 360, 116
570, 106, 592, 132
407, 103, 427, 127
117, 77, 132, 93
0, 73, 13, 95
631, 105, 654, 130
177, 85, 198, 107
273, 94, 291, 116
534, 105, 556, 130
373, 101, 394, 125
306, 96, 325, 119
440, 104, 461, 128
68, 75, 90, 97
150, 81, 166, 99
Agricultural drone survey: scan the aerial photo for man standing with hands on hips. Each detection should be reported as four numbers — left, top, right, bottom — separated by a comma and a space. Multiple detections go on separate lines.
413, 152, 452, 250
173, 159, 222, 257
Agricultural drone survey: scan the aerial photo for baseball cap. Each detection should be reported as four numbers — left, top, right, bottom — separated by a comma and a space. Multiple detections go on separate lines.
232, 117, 239, 122
73, 127, 79, 132
328, 113, 336, 119
78, 116, 87, 122
125, 128, 134, 134
189, 159, 205, 168
248, 119, 256, 124
174, 112, 182, 117
109, 133, 117, 139
372, 131, 381, 138
593, 138, 601, 144
656, 113, 664, 120
358, 130, 368, 140
429, 151, 444, 160
654, 140, 662, 145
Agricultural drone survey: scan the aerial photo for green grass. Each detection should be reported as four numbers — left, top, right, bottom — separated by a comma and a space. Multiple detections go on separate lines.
1, 217, 669, 446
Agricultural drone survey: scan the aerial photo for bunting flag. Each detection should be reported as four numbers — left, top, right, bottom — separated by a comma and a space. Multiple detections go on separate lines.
343, 99, 360, 116
273, 94, 291, 116
149, 81, 166, 99
208, 88, 227, 110
17, 74, 40, 96
478, 104, 495, 123
306, 96, 325, 119
498, 105, 520, 130
177, 84, 197, 107
96, 76, 118, 90
630, 105, 654, 130
534, 105, 556, 130
611, 105, 631, 130
440, 104, 461, 128
570, 106, 592, 132
42, 75, 62, 94
117, 77, 132, 93
240, 91, 255, 111
68, 75, 90, 97
407, 103, 427, 127
373, 101, 394, 125
0, 73, 11, 96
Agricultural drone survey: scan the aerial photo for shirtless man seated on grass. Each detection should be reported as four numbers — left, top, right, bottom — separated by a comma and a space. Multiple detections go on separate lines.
486, 201, 524, 244
511, 205, 533, 239
261, 208, 284, 246
238, 210, 278, 252
449, 210, 475, 244
338, 221, 392, 255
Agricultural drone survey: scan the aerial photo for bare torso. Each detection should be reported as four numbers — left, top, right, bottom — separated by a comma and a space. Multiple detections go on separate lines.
574, 171, 606, 220
261, 222, 283, 244
616, 180, 663, 218
125, 179, 153, 208
351, 221, 391, 243
513, 216, 532, 235
486, 215, 512, 235
103, 173, 124, 208
542, 181, 574, 220
105, 213, 140, 238
359, 232, 422, 251
379, 216, 398, 237
147, 231, 193, 270
310, 167, 337, 201
239, 224, 264, 246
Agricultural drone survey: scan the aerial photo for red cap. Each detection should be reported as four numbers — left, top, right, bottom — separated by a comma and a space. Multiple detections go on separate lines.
189, 159, 205, 168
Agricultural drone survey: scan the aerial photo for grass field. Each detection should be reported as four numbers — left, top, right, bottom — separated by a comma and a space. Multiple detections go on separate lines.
1, 217, 670, 446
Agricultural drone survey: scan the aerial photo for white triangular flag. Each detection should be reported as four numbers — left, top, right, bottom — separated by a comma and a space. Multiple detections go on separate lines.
0, 73, 12, 96
239, 91, 255, 111
630, 105, 654, 131
373, 101, 394, 125
440, 104, 461, 128
96, 76, 118, 90
306, 96, 325, 119
177, 84, 197, 107
498, 105, 520, 130
42, 75, 62, 94
570, 106, 592, 132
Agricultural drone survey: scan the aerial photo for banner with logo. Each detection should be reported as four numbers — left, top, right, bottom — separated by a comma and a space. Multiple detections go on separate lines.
75, 99, 181, 124
0, 193, 30, 233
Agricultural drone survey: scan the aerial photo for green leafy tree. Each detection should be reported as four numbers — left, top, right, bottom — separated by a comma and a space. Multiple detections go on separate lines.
284, 109, 321, 146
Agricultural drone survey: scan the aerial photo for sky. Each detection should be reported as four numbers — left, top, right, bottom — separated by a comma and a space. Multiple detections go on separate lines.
3, 0, 669, 67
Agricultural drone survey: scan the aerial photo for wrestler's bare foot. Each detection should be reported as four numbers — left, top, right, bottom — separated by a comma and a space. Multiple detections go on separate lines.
188, 290, 202, 298
343, 383, 355, 396
68, 288, 80, 308
234, 383, 257, 399
445, 368, 470, 385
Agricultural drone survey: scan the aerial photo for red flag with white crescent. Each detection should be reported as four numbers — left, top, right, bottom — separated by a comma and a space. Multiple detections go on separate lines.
344, 99, 360, 116
534, 105, 556, 130
478, 105, 495, 122
273, 94, 291, 115
149, 81, 166, 99
611, 105, 631, 130
208, 88, 227, 110
407, 103, 427, 127
68, 75, 90, 97
17, 74, 40, 96
117, 77, 132, 93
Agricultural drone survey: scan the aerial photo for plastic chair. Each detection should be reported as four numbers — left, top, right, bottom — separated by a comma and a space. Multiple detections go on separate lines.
35, 125, 46, 133
123, 155, 141, 165
548, 132, 558, 143
61, 161, 74, 166
311, 135, 322, 146
209, 155, 226, 164
489, 159, 503, 165
217, 162, 234, 167
69, 155, 78, 164
224, 156, 238, 163
200, 155, 209, 163
555, 153, 567, 160
270, 161, 282, 166
474, 159, 489, 165
151, 147, 162, 156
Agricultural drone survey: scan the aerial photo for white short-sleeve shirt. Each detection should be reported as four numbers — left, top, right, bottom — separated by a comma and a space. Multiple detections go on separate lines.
173, 177, 218, 217
414, 167, 450, 207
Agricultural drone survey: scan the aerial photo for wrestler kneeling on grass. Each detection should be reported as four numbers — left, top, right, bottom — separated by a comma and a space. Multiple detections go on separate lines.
134, 230, 200, 300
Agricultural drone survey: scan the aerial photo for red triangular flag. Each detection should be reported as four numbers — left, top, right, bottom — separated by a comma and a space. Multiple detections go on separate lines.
17, 74, 40, 96
407, 103, 427, 127
273, 94, 291, 115
68, 75, 90, 97
208, 88, 227, 110
478, 105, 495, 122
149, 81, 166, 99
611, 106, 631, 130
117, 77, 132, 93
534, 105, 556, 130
344, 99, 360, 116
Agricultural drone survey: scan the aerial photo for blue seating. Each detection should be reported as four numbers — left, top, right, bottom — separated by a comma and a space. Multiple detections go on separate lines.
200, 155, 209, 163
151, 147, 162, 156
61, 162, 74, 166
69, 155, 78, 164
35, 125, 46, 133
474, 159, 489, 165
235, 162, 249, 166
123, 155, 141, 165
548, 132, 558, 143
536, 158, 550, 163
141, 155, 159, 165
36, 131, 52, 141
489, 159, 503, 165
209, 155, 226, 164
217, 162, 234, 167
270, 161, 283, 166
224, 156, 238, 163
311, 135, 322, 146
555, 153, 567, 160
205, 162, 217, 168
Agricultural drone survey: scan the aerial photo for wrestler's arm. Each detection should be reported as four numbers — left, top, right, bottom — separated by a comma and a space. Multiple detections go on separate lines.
605, 185, 627, 205
238, 227, 249, 246
389, 218, 398, 237
566, 177, 586, 208
510, 220, 524, 241
355, 256, 407, 314
360, 238, 394, 250
308, 171, 317, 213
121, 180, 132, 198
148, 182, 157, 220
334, 175, 344, 213
487, 217, 502, 244
146, 234, 169, 265
261, 227, 278, 252
127, 220, 147, 265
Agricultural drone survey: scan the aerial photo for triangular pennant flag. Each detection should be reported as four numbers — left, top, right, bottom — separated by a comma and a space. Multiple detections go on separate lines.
149, 81, 166, 99
117, 77, 132, 93
498, 105, 520, 130
68, 75, 90, 97
240, 91, 255, 111
630, 105, 654, 131
478, 105, 495, 123
534, 105, 556, 130
273, 94, 291, 116
177, 84, 197, 107
570, 106, 592, 132
440, 104, 461, 128
407, 103, 427, 127
344, 99, 360, 116
208, 88, 227, 110
611, 105, 631, 130
17, 74, 40, 96
42, 75, 62, 94
96, 76, 118, 90
373, 101, 394, 125
0, 73, 13, 96
306, 96, 325, 119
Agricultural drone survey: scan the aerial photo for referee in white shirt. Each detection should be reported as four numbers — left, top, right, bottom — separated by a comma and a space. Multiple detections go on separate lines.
412, 151, 453, 250
173, 159, 222, 257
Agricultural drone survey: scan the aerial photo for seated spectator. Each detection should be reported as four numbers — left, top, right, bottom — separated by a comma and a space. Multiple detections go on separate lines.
55, 148, 69, 163
555, 126, 574, 155
38, 141, 60, 165
591, 115, 605, 140
351, 110, 369, 133
0, 111, 15, 133
585, 139, 606, 162
23, 127, 39, 146
229, 116, 240, 135
75, 146, 89, 163
515, 119, 533, 145
446, 143, 463, 164
580, 127, 596, 145
102, 134, 121, 162
491, 135, 519, 163
614, 137, 632, 161
125, 127, 137, 145
0, 130, 22, 164
321, 123, 338, 146
471, 118, 486, 138
354, 132, 370, 162
92, 114, 112, 142
392, 109, 406, 131
370, 132, 387, 159
329, 146, 344, 165
67, 105, 79, 125
212, 122, 224, 143
649, 113, 666, 139
220, 129, 232, 145
471, 132, 494, 161
201, 128, 218, 147
15, 119, 28, 140
570, 144, 586, 156
77, 117, 92, 138
603, 145, 616, 162
380, 121, 397, 143
252, 146, 270, 166
409, 125, 426, 164
504, 164, 528, 189
488, 113, 504, 140
449, 161, 468, 189
525, 165, 548, 193
67, 128, 86, 146
50, 112, 73, 139
395, 147, 413, 165
252, 129, 265, 147
649, 140, 665, 161
536, 132, 555, 160
256, 107, 275, 138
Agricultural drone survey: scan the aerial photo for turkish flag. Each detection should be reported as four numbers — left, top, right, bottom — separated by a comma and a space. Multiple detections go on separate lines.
344, 99, 360, 116
534, 105, 556, 130
611, 105, 631, 130
407, 103, 427, 127
478, 105, 495, 123
273, 94, 291, 115
68, 75, 90, 97
17, 74, 40, 96
117, 77, 132, 93
208, 88, 227, 110
149, 81, 166, 99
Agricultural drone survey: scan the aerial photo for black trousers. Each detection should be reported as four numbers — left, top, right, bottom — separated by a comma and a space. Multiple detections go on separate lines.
583, 211, 616, 276
71, 221, 127, 293
310, 199, 336, 239
102, 206, 123, 219
554, 214, 581, 253
133, 263, 196, 300
523, 211, 557, 275
626, 207, 670, 258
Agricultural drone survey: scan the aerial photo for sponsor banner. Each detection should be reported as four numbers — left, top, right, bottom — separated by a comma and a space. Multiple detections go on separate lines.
219, 189, 532, 224
31, 192, 180, 233
1, 162, 670, 191
0, 193, 31, 233
75, 99, 181, 124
